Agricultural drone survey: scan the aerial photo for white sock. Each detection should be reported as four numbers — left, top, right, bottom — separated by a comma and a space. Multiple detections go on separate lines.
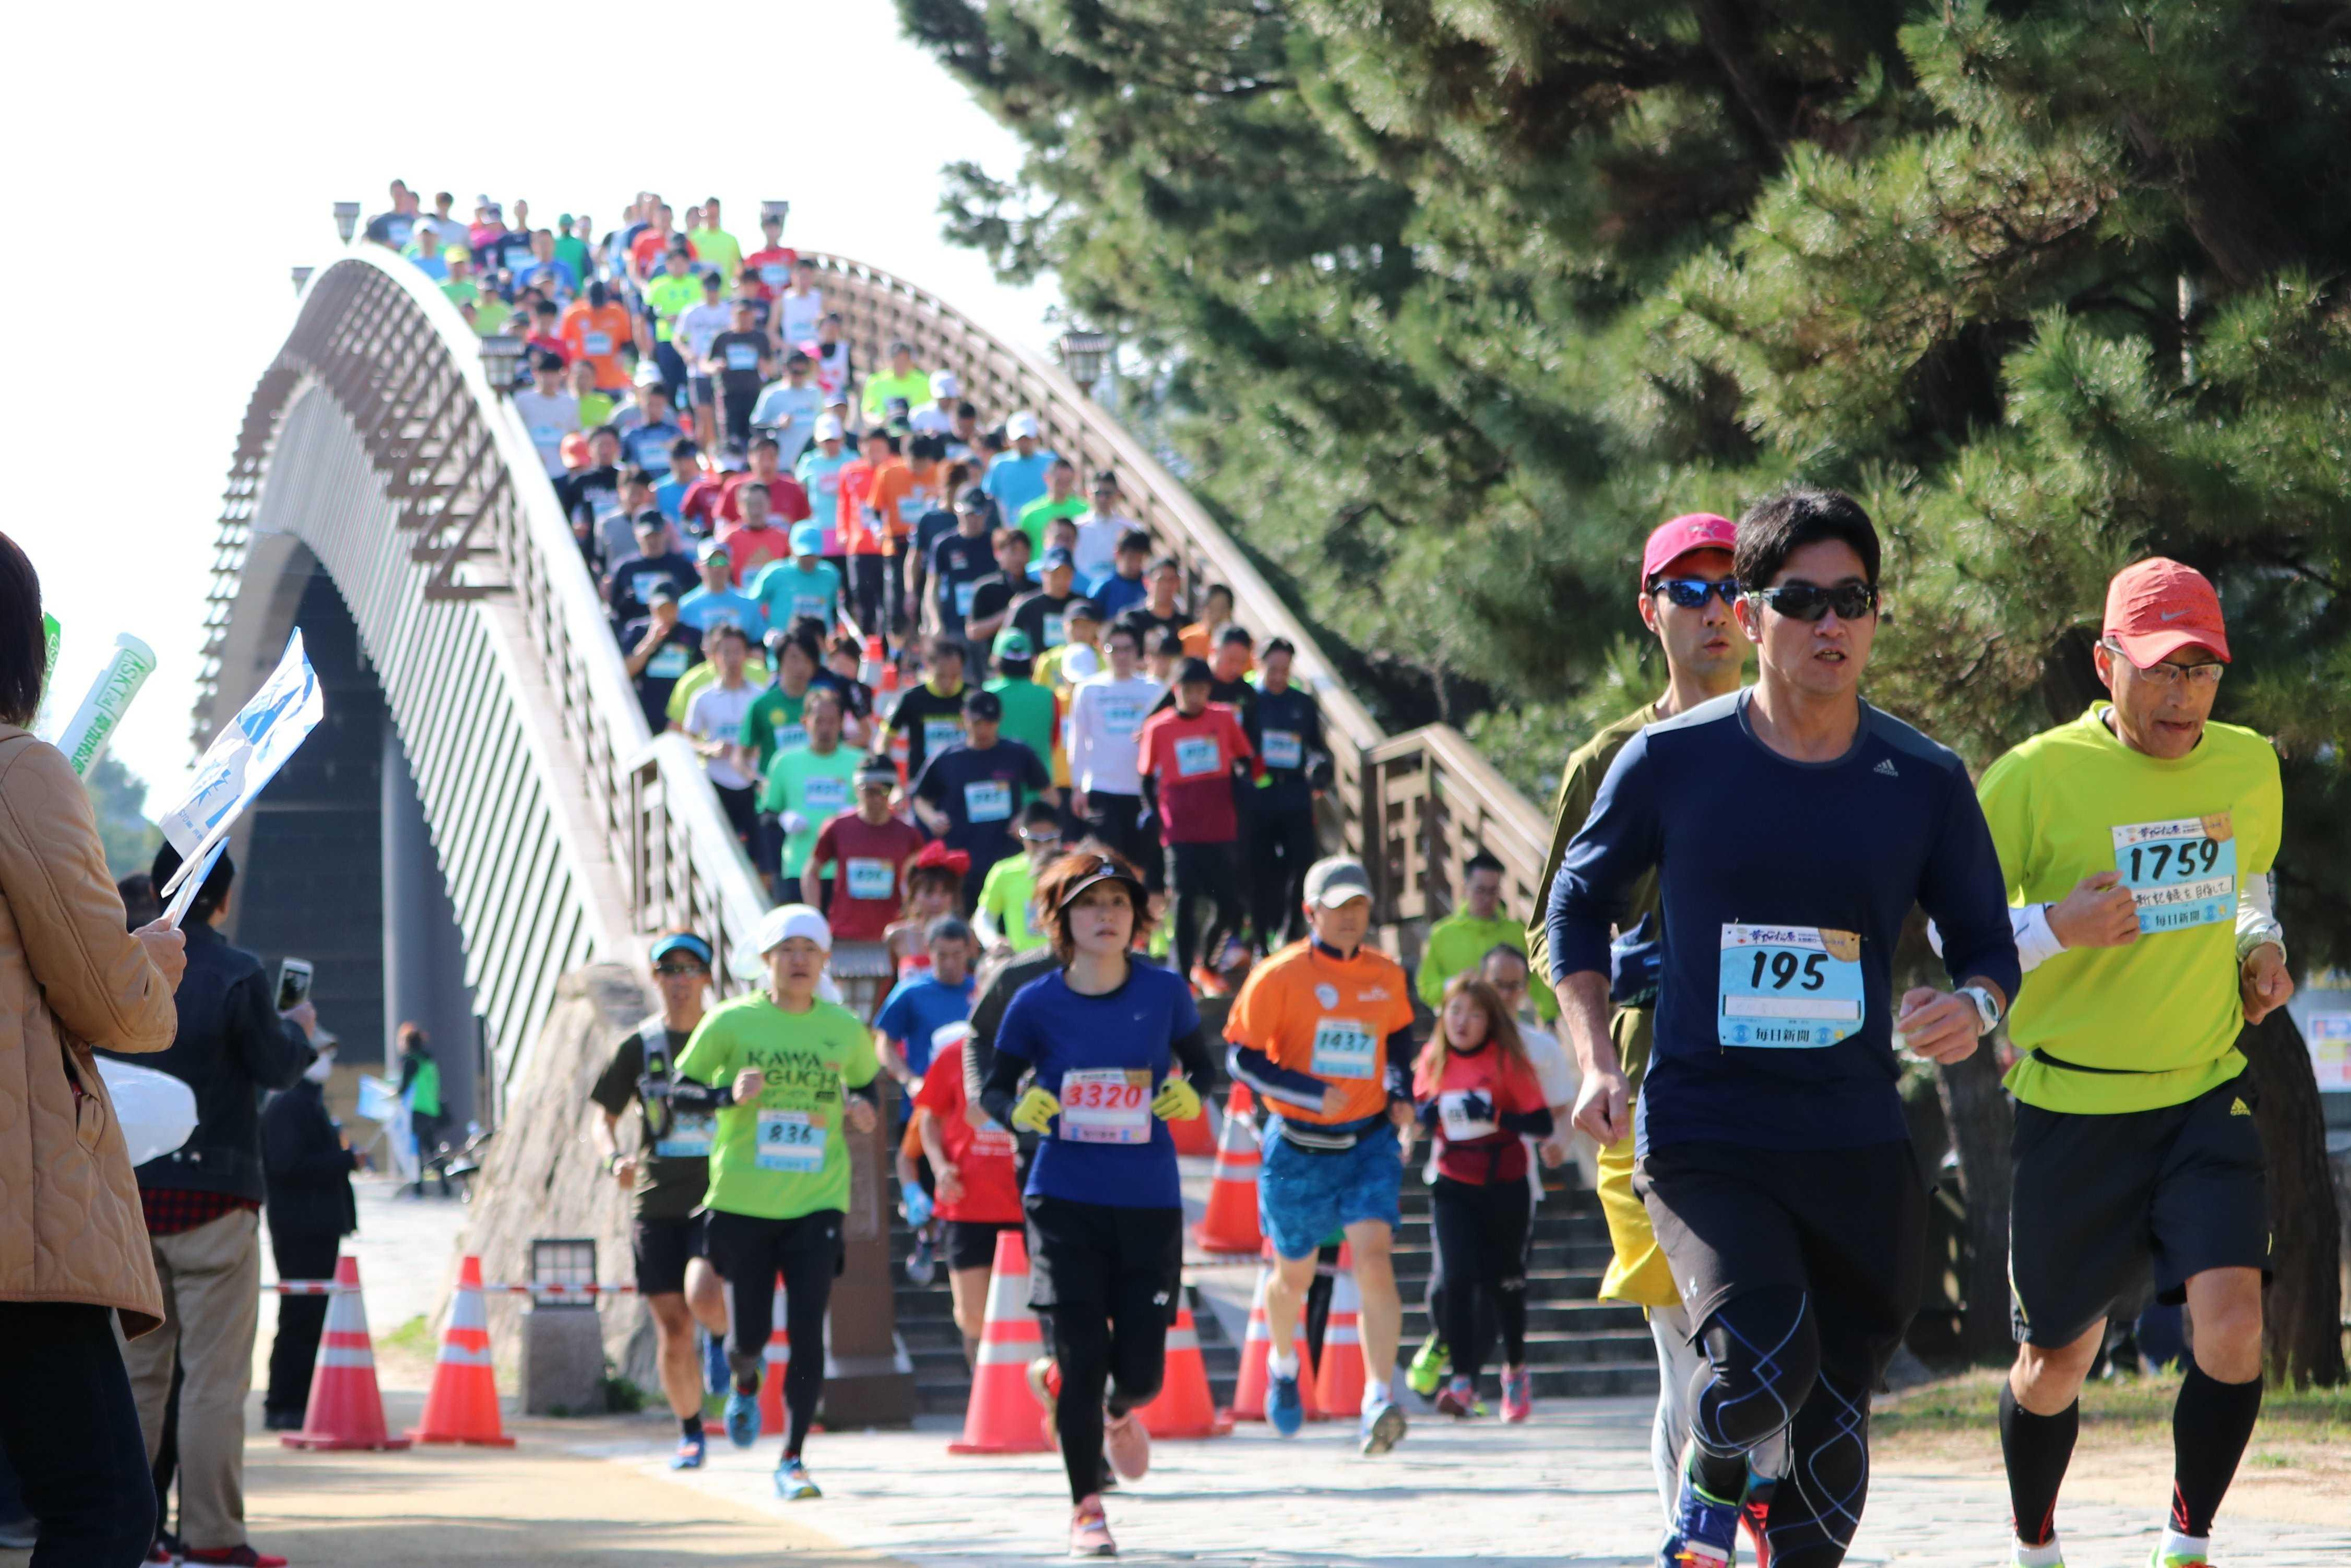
1362, 1379, 1392, 1412
2011, 1536, 2064, 1568
2155, 1528, 2210, 1564
1267, 1349, 1298, 1379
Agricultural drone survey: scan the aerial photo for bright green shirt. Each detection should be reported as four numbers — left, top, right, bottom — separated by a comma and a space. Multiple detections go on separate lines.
1417, 910, 1558, 1020
862, 369, 932, 420
441, 278, 480, 311
644, 274, 702, 341
676, 993, 878, 1220
473, 296, 514, 337
977, 854, 1050, 953
687, 225, 742, 281
553, 233, 592, 283
579, 389, 616, 429
757, 745, 862, 875
1015, 495, 1088, 556
1980, 703, 2282, 1114
664, 651, 770, 726
738, 686, 810, 778
985, 676, 1058, 770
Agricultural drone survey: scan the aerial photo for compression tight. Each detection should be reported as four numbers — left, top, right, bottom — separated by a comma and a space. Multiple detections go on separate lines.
1051, 1292, 1168, 1501
1430, 1175, 1530, 1385
710, 1213, 837, 1462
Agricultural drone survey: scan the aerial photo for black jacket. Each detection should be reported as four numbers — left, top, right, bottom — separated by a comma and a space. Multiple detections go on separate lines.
262, 1078, 358, 1238
102, 920, 313, 1202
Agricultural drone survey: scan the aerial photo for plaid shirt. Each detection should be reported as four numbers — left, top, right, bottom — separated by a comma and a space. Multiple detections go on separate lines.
140, 1187, 260, 1238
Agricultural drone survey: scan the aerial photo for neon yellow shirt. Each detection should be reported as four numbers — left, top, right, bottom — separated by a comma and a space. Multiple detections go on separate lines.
757, 744, 862, 876
687, 225, 742, 281
644, 274, 702, 342
676, 994, 878, 1220
1979, 704, 2282, 1114
862, 370, 932, 419
579, 389, 616, 429
977, 854, 1050, 954
1417, 911, 1558, 1020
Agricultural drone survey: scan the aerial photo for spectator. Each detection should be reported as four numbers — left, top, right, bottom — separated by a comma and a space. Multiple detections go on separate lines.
682, 624, 764, 850
512, 352, 580, 480
717, 433, 813, 530
1013, 547, 1080, 652
686, 196, 742, 282
1180, 583, 1239, 658
910, 688, 1057, 890
1136, 657, 1257, 985
910, 371, 960, 436
889, 635, 974, 781
622, 584, 703, 732
678, 540, 763, 638
757, 686, 860, 905
1015, 459, 1085, 556
795, 415, 853, 560
864, 340, 930, 420
981, 411, 1056, 524
363, 179, 420, 249
964, 527, 1036, 654
118, 869, 163, 928
1070, 471, 1134, 584
752, 351, 825, 468
1243, 637, 1327, 951
778, 258, 825, 346
117, 841, 314, 1568
707, 298, 771, 456
0, 532, 185, 1568
394, 1023, 447, 1197
806, 762, 928, 945
743, 210, 797, 295
750, 521, 840, 633
676, 272, 734, 453
560, 280, 634, 394
259, 1035, 357, 1431
608, 510, 696, 629
1094, 527, 1152, 621
1415, 850, 1558, 1023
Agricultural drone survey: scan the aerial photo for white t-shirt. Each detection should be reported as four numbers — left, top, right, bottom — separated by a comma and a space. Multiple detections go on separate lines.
779, 288, 824, 347
909, 405, 955, 435
1065, 673, 1162, 796
1517, 1021, 1578, 1205
684, 681, 761, 792
677, 301, 733, 365
510, 389, 580, 478
1071, 510, 1134, 582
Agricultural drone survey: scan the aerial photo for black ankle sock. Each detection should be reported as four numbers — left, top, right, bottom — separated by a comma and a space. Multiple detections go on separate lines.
1999, 1382, 2077, 1547
681, 1412, 704, 1441
2171, 1363, 2262, 1537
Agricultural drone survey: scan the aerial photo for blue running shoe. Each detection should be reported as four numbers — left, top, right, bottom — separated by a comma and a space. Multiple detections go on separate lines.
702, 1332, 729, 1397
1658, 1469, 1741, 1566
1358, 1398, 1407, 1456
670, 1432, 707, 1470
775, 1457, 822, 1500
724, 1387, 761, 1448
1267, 1365, 1304, 1436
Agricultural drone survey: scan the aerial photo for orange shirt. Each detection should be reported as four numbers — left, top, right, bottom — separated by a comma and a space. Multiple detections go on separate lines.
838, 458, 884, 556
1181, 622, 1255, 672
1224, 940, 1414, 1125
561, 301, 635, 391
869, 461, 918, 554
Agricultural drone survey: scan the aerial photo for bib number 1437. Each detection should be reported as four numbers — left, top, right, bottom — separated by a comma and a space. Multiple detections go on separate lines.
1717, 924, 1865, 1049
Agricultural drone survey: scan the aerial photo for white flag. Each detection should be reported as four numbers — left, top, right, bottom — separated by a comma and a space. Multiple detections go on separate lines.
157, 629, 325, 901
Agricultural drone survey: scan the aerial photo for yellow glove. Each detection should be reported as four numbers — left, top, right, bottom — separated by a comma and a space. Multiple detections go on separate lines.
1150, 1077, 1203, 1122
1011, 1086, 1061, 1135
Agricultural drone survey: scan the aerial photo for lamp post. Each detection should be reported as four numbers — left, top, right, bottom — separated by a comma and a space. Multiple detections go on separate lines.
291, 266, 313, 295
333, 201, 361, 244
1056, 329, 1112, 395
478, 335, 527, 396
761, 199, 790, 228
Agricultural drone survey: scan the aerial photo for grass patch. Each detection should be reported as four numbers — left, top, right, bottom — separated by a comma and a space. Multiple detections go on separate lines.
1877, 1367, 2351, 1439
378, 1314, 435, 1357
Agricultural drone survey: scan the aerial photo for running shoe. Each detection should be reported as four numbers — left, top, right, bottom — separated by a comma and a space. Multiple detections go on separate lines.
906, 1230, 937, 1286
144, 1541, 178, 1566
1738, 1471, 1775, 1567
2148, 1549, 2208, 1568
1358, 1398, 1407, 1456
1405, 1332, 1448, 1399
1658, 1473, 1740, 1567
1500, 1365, 1533, 1424
1070, 1494, 1117, 1558
184, 1549, 288, 1567
1103, 1409, 1150, 1481
1434, 1376, 1479, 1418
723, 1387, 762, 1448
702, 1331, 729, 1396
1028, 1355, 1062, 1448
670, 1431, 707, 1470
774, 1457, 822, 1501
1266, 1364, 1304, 1437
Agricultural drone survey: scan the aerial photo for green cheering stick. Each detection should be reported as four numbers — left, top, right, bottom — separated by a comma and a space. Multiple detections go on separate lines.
55, 633, 158, 779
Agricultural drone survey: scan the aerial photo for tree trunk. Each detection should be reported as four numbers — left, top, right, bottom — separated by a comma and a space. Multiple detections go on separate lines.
1937, 1044, 2016, 1361
2237, 1008, 2346, 1386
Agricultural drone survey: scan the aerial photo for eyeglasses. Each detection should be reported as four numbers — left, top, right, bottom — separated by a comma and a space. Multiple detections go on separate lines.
1020, 831, 1064, 846
1748, 582, 1878, 622
2100, 640, 2225, 688
1651, 577, 1741, 610
653, 961, 709, 977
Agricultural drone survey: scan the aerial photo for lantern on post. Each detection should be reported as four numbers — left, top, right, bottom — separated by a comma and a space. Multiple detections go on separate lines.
333, 201, 361, 244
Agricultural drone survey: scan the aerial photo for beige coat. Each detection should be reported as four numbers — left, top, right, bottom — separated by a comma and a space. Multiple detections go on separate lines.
0, 724, 177, 1334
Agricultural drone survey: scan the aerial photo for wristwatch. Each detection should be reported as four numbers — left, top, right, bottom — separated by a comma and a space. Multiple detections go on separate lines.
1957, 984, 2003, 1036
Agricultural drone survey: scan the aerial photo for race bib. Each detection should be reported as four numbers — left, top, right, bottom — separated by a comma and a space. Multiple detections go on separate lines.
760, 263, 789, 287
2112, 814, 2237, 934
791, 593, 832, 623
1041, 613, 1065, 648
1438, 1090, 1497, 1142
899, 496, 926, 525
923, 717, 964, 756
1310, 1017, 1377, 1080
845, 857, 895, 900
1101, 698, 1139, 737
964, 779, 1013, 822
1717, 924, 1865, 1049
954, 581, 978, 617
769, 720, 808, 752
655, 1112, 714, 1159
1058, 1068, 1152, 1145
802, 776, 849, 816
630, 571, 668, 605
646, 645, 690, 679
754, 1109, 825, 1173
1173, 735, 1221, 777
725, 344, 759, 371
1260, 729, 1302, 770
583, 331, 613, 355
530, 422, 563, 449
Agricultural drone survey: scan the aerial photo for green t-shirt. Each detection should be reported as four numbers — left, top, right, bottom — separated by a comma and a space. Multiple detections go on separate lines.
441, 278, 480, 311
1418, 910, 1558, 1021
553, 234, 592, 284
977, 854, 1050, 953
1979, 703, 2282, 1115
675, 993, 878, 1220
579, 389, 616, 429
473, 296, 514, 337
644, 274, 701, 341
862, 369, 932, 419
738, 686, 810, 778
985, 676, 1057, 769
406, 1058, 442, 1117
664, 651, 770, 726
1015, 495, 1088, 556
687, 225, 742, 281
758, 745, 862, 875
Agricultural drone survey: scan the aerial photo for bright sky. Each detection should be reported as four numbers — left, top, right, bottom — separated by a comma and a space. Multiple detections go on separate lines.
5, 2, 1050, 810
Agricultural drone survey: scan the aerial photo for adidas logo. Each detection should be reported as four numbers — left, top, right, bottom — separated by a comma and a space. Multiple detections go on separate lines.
2230, 1098, 2251, 1117
1873, 759, 1899, 778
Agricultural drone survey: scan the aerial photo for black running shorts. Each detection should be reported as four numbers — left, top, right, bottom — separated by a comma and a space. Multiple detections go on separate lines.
2008, 1072, 2270, 1348
947, 1218, 1025, 1273
632, 1213, 707, 1298
1024, 1194, 1184, 1327
1636, 1138, 1928, 1384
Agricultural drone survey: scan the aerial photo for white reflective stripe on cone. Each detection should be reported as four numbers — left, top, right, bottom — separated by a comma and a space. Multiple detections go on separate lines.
433, 1344, 494, 1368
976, 1338, 1040, 1367
983, 1270, 1032, 1321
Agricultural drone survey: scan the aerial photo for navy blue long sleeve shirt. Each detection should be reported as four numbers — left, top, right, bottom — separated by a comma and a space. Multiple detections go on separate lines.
1545, 691, 2020, 1154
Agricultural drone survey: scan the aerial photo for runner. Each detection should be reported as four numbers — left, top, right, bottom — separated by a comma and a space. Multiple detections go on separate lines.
975, 802, 1063, 957
588, 933, 731, 1469
884, 843, 969, 981
873, 916, 979, 1090
1240, 637, 1324, 952
1065, 622, 1162, 878
979, 849, 1217, 1557
673, 905, 882, 1502
915, 1020, 1025, 1369
1135, 658, 1257, 989
1410, 975, 1554, 1424
804, 761, 927, 945
1225, 854, 1418, 1455
1974, 559, 2285, 1568
1546, 489, 2021, 1567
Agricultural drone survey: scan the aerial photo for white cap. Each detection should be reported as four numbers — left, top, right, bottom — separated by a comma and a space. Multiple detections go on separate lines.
1006, 411, 1042, 440
930, 371, 960, 398
813, 413, 845, 441
754, 902, 833, 955
633, 360, 665, 388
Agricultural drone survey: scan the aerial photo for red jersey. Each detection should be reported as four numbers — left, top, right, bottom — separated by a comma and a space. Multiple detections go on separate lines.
913, 1060, 1023, 1223
808, 812, 928, 942
1136, 704, 1256, 845
744, 245, 800, 298
838, 458, 885, 556
1414, 1043, 1546, 1186
719, 473, 811, 527
716, 520, 791, 585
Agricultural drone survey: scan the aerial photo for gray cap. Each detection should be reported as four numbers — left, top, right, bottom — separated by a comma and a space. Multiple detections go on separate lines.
1302, 855, 1373, 909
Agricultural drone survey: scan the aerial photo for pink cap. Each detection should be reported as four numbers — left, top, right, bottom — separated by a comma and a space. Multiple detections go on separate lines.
1641, 513, 1738, 586
2103, 557, 2229, 667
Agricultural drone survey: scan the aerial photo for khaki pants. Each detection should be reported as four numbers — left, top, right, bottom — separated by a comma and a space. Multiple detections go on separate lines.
122, 1207, 260, 1551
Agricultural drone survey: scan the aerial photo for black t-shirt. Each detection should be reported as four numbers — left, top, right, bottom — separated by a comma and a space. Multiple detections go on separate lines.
588, 1024, 708, 1221
888, 683, 972, 777
1151, 675, 1256, 725
1245, 684, 1326, 812
931, 530, 998, 624
910, 508, 959, 580
1011, 589, 1077, 652
365, 211, 417, 248
607, 551, 698, 626
911, 738, 1053, 873
810, 668, 874, 724
620, 616, 703, 732
709, 329, 770, 401
967, 570, 1038, 633
1123, 605, 1186, 651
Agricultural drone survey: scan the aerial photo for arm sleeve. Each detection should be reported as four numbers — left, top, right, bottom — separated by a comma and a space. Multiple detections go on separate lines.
1167, 983, 1213, 1085
2237, 870, 2285, 962
1498, 1104, 1556, 1138
1220, 969, 1329, 1112
1542, 733, 1661, 985
979, 1045, 1029, 1130
1919, 768, 2025, 1003
1384, 1028, 1415, 1106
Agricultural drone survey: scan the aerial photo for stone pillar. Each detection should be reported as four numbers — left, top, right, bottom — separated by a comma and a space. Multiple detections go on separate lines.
382, 716, 482, 1129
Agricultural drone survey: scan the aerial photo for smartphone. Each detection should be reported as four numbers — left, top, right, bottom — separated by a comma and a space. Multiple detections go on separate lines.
276, 957, 314, 1012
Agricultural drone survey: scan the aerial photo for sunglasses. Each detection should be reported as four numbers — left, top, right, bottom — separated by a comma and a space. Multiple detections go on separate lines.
1651, 577, 1741, 609
653, 961, 709, 977
1748, 581, 1878, 622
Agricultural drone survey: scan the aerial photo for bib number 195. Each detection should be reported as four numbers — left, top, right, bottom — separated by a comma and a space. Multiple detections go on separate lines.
1717, 924, 1865, 1050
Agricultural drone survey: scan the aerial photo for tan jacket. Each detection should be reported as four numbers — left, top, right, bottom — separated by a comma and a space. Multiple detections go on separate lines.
0, 725, 176, 1334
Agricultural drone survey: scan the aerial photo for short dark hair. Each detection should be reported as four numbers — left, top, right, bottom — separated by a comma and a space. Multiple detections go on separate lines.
0, 533, 45, 727
1479, 942, 1530, 975
1021, 798, 1061, 828
1734, 488, 1881, 592
1203, 582, 1234, 605
1262, 636, 1296, 660
750, 434, 779, 455
1152, 628, 1185, 658
707, 622, 751, 650
620, 466, 656, 490
1216, 624, 1253, 649
1115, 527, 1151, 555
151, 842, 236, 926
670, 437, 699, 460
1464, 850, 1505, 878
1147, 554, 1181, 575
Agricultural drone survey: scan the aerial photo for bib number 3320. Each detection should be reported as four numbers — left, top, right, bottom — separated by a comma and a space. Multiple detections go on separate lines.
1717, 924, 1865, 1049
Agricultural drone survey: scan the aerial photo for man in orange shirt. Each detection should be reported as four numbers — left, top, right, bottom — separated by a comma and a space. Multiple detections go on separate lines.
864, 432, 919, 637
561, 282, 636, 393
1225, 854, 1417, 1456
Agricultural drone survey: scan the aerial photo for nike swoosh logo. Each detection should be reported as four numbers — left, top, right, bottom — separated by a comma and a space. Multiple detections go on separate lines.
2159, 609, 2188, 621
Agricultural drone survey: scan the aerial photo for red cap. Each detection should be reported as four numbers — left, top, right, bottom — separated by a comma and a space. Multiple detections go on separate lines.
2103, 557, 2229, 667
1641, 513, 1738, 585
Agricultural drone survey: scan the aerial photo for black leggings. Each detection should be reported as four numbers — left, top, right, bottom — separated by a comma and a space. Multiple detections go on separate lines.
1247, 805, 1317, 949
1430, 1176, 1530, 1385
706, 1209, 841, 1460
1028, 1196, 1178, 1502
848, 555, 887, 636
1687, 1287, 1872, 1567
0, 1302, 157, 1566
1165, 840, 1245, 976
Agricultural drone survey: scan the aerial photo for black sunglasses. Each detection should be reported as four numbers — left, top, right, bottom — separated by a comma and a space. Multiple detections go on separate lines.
1748, 582, 1878, 622
1652, 577, 1741, 609
653, 961, 709, 977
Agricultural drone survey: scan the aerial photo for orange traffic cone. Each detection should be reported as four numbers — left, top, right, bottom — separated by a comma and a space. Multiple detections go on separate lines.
1169, 1086, 1217, 1156
1312, 1245, 1367, 1417
948, 1230, 1053, 1453
283, 1255, 410, 1451
1226, 1257, 1324, 1423
1137, 1303, 1232, 1439
756, 1274, 793, 1434
1192, 1085, 1263, 1254
406, 1255, 513, 1446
